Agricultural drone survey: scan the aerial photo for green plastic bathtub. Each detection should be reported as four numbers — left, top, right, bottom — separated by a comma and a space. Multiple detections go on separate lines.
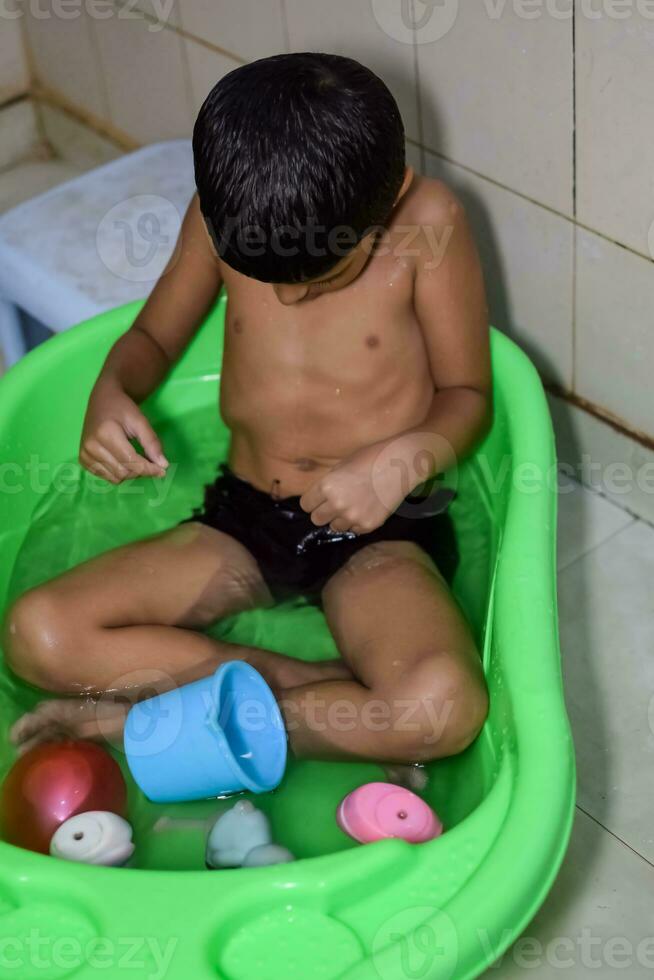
0, 295, 575, 980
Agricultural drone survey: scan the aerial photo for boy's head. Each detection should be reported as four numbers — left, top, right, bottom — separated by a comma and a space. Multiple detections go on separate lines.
193, 52, 407, 293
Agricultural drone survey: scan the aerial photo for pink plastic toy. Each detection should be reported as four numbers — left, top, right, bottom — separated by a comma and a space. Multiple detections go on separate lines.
336, 782, 443, 844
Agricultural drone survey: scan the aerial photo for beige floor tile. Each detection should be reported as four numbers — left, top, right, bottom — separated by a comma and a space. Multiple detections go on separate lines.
558, 520, 654, 863
489, 808, 654, 978
557, 478, 634, 572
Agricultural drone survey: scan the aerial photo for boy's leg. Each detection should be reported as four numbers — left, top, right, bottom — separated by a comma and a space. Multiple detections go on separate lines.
4, 522, 351, 752
6, 531, 487, 765
278, 540, 488, 763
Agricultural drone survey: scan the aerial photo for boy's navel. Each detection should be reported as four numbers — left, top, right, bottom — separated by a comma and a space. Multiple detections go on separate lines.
294, 457, 319, 472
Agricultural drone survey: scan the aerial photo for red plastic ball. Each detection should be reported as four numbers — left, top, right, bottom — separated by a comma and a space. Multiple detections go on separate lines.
0, 741, 127, 854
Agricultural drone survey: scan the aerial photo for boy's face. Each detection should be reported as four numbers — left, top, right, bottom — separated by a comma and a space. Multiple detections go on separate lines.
205, 166, 414, 304
272, 165, 414, 305
272, 232, 377, 306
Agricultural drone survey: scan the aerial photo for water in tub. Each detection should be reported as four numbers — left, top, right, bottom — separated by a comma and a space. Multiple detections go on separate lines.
0, 407, 495, 869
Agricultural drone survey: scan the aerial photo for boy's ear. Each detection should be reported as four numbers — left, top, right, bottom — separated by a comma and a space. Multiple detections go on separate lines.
394, 166, 415, 206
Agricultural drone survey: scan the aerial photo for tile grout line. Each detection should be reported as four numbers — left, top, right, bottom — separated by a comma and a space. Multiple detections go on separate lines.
560, 470, 654, 532
571, 1, 578, 392
176, 11, 197, 126
420, 144, 654, 268
557, 515, 637, 574
410, 0, 426, 175
109, 0, 246, 65
575, 803, 654, 872
85, 7, 112, 125
23, 2, 654, 269
279, 0, 291, 54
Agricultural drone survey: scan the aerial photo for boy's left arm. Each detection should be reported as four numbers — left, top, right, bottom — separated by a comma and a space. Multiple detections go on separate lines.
380, 188, 492, 498
301, 190, 492, 535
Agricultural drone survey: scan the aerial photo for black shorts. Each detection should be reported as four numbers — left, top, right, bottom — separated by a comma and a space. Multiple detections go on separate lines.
187, 465, 458, 602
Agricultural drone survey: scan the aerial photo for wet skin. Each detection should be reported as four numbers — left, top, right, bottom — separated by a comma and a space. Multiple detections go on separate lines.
5, 168, 491, 765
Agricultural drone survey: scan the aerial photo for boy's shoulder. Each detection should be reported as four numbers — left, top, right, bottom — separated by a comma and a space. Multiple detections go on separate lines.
394, 173, 464, 230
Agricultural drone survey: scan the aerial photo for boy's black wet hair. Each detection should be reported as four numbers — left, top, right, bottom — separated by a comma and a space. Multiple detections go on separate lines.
193, 52, 406, 283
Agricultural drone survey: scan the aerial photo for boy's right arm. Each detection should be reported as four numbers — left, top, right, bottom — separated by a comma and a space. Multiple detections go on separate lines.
80, 195, 223, 483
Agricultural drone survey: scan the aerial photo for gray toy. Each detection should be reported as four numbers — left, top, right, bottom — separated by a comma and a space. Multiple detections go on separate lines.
206, 800, 294, 869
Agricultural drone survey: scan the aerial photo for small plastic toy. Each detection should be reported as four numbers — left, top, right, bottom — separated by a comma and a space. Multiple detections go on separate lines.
336, 782, 443, 844
50, 811, 135, 866
0, 740, 128, 854
206, 800, 294, 869
124, 661, 287, 804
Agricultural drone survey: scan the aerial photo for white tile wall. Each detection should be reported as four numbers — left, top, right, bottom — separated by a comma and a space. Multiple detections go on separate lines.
16, 0, 654, 451
0, 159, 81, 213
405, 139, 423, 175
425, 151, 574, 388
0, 100, 41, 172
24, 4, 108, 118
416, 3, 574, 216
284, 0, 421, 142
550, 393, 654, 526
94, 14, 193, 142
576, 9, 654, 257
575, 228, 653, 437
184, 38, 240, 117
39, 103, 122, 169
0, 16, 29, 105
180, 0, 286, 60
120, 0, 181, 29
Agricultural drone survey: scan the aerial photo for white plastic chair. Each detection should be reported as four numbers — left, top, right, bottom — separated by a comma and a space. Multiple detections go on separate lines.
0, 140, 195, 368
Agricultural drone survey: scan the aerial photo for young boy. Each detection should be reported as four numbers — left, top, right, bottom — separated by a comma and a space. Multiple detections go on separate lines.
5, 53, 490, 766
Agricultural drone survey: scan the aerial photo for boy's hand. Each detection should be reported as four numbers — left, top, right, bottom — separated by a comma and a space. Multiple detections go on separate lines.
79, 380, 169, 484
299, 443, 406, 535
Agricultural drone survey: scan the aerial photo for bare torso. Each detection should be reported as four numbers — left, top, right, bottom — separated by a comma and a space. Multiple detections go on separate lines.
219, 178, 437, 498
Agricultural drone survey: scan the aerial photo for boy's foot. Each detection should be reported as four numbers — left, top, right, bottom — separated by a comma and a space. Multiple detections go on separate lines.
10, 698, 129, 756
383, 763, 429, 792
9, 658, 353, 757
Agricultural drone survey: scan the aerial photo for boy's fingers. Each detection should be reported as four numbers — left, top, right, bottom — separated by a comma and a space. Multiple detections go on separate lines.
87, 441, 129, 480
101, 431, 163, 479
129, 414, 169, 469
329, 517, 355, 533
299, 483, 326, 514
310, 501, 337, 527
129, 456, 167, 479
92, 464, 120, 485
81, 454, 120, 484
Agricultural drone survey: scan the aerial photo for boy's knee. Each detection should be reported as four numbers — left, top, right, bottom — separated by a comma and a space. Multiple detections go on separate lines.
381, 654, 488, 762
3, 588, 75, 691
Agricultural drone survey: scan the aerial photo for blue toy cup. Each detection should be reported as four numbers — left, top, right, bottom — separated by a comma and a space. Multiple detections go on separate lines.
124, 661, 287, 803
